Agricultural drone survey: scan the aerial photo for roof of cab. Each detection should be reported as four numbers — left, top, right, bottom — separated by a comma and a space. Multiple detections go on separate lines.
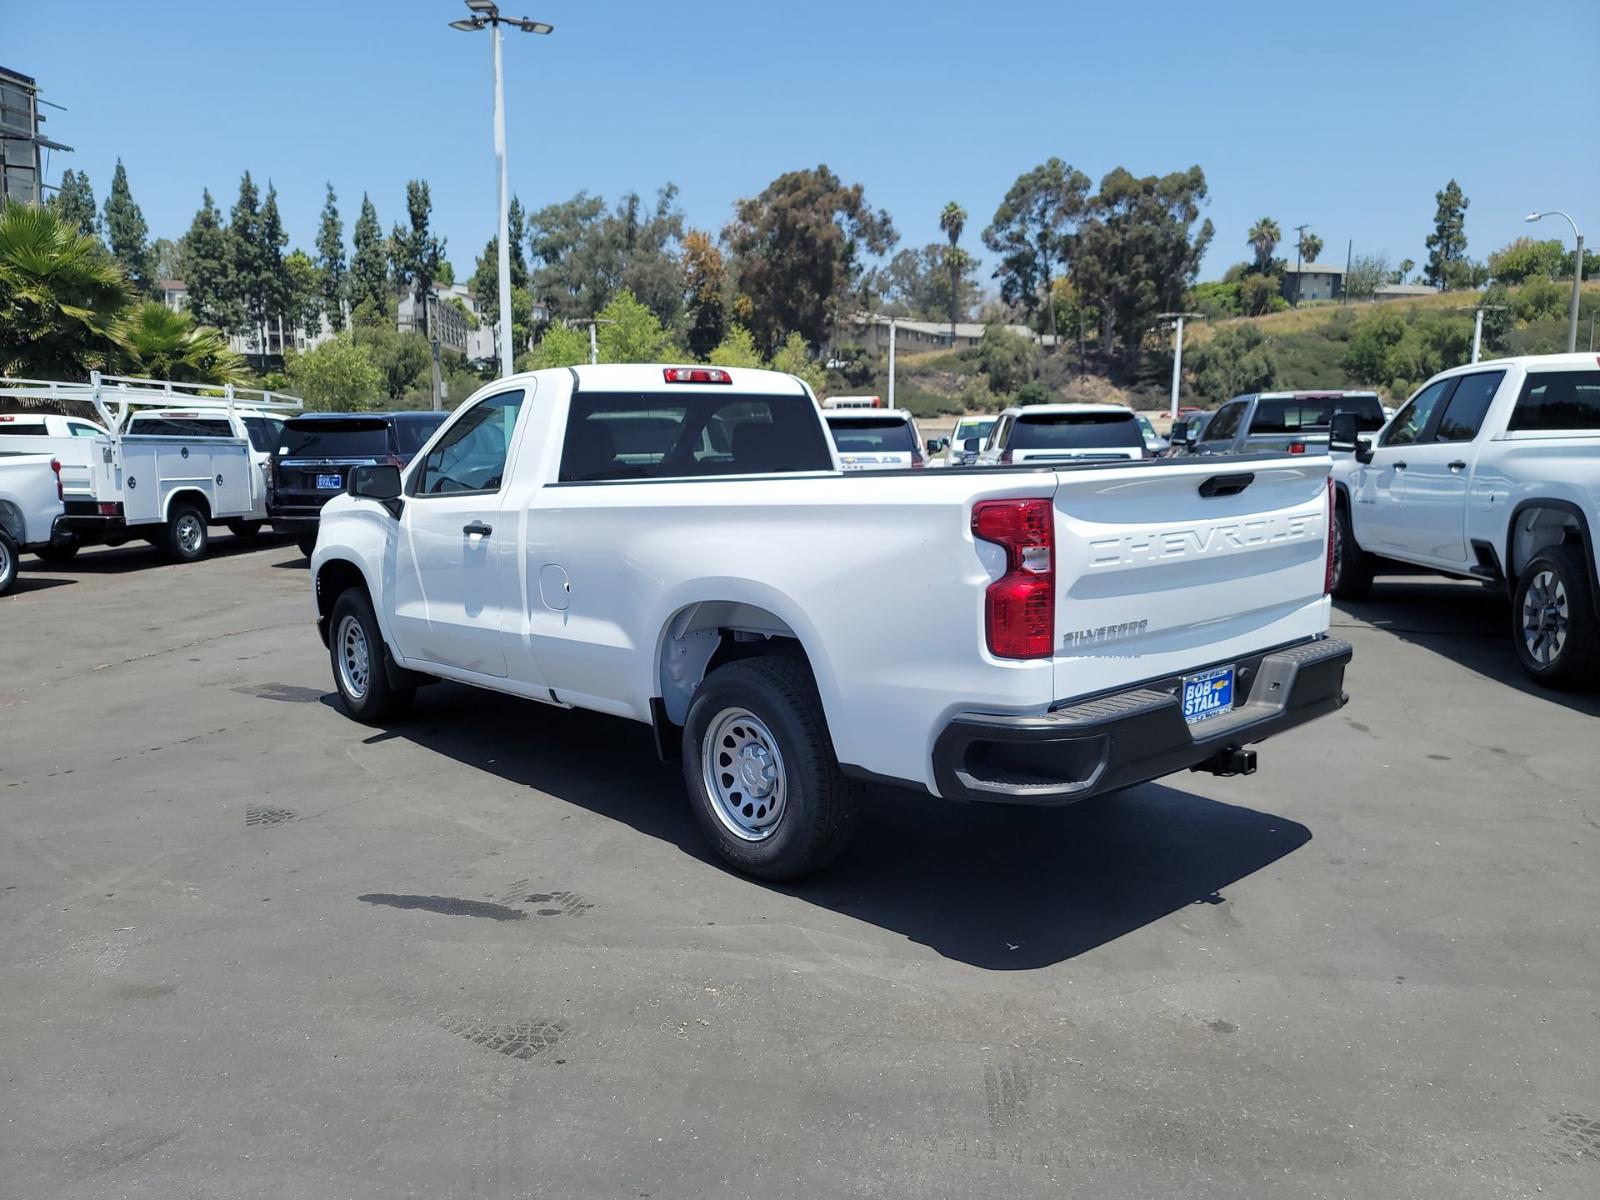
1000, 403, 1133, 418
822, 409, 917, 422
563, 364, 810, 395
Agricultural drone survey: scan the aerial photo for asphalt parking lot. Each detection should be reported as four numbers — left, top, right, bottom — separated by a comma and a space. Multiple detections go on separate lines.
3, 538, 1598, 1200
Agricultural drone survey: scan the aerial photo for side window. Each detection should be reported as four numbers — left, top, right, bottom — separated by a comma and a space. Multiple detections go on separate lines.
414, 391, 524, 495
1202, 402, 1245, 442
1380, 379, 1453, 448
1508, 371, 1600, 431
989, 415, 1010, 450
69, 422, 101, 438
1432, 372, 1504, 443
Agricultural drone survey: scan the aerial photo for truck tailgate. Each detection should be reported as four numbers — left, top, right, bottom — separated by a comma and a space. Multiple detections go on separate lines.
1051, 458, 1330, 701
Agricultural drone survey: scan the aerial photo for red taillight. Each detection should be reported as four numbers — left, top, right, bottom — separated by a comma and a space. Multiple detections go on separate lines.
1324, 476, 1336, 594
1000, 447, 1014, 465
911, 447, 926, 469
663, 367, 732, 384
50, 457, 63, 501
972, 498, 1054, 659
1288, 441, 1307, 454
97, 501, 121, 516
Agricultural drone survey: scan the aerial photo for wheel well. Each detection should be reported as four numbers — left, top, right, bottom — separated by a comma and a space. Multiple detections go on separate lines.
0, 499, 23, 545
1508, 504, 1586, 582
166, 489, 212, 522
315, 558, 369, 621
657, 602, 811, 726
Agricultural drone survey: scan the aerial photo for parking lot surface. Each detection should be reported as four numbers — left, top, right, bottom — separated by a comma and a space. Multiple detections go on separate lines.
3, 538, 1598, 1199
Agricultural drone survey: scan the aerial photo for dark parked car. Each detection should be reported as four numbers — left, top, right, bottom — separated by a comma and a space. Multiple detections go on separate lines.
270, 412, 447, 555
1180, 391, 1388, 457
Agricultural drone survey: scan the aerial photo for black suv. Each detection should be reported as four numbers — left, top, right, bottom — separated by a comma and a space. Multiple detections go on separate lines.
270, 412, 447, 555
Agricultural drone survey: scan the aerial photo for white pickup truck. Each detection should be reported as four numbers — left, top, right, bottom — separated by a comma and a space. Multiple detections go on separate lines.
0, 454, 66, 595
0, 374, 301, 563
1330, 353, 1600, 687
312, 364, 1352, 878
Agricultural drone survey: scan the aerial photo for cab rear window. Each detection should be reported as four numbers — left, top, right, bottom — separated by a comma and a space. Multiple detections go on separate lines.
1508, 371, 1600, 431
126, 416, 234, 438
825, 416, 915, 453
560, 392, 833, 482
1253, 396, 1386, 433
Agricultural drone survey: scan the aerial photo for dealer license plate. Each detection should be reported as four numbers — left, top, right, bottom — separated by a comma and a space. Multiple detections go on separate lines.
316, 474, 342, 490
1182, 665, 1235, 725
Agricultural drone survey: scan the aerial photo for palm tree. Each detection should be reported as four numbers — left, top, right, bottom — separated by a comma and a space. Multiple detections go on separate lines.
1398, 258, 1415, 284
119, 300, 247, 384
0, 201, 129, 378
939, 201, 966, 344
1299, 232, 1323, 264
1247, 217, 1281, 274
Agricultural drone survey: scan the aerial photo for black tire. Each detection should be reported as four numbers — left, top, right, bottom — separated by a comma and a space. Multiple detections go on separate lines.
296, 534, 317, 559
0, 528, 17, 595
228, 520, 263, 539
160, 502, 210, 563
328, 588, 415, 722
681, 656, 861, 881
1511, 545, 1600, 690
31, 540, 79, 563
1330, 499, 1375, 601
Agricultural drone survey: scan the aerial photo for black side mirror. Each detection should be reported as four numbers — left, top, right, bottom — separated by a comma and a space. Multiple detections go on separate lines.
1355, 437, 1375, 465
1170, 421, 1192, 446
350, 463, 403, 516
1329, 412, 1360, 453
926, 438, 945, 455
963, 437, 982, 453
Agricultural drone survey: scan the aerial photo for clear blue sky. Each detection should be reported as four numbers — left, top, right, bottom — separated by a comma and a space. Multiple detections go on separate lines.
9, 0, 1598, 288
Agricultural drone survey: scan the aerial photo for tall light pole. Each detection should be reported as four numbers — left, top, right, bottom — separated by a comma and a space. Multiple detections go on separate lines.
1155, 312, 1204, 421
1525, 210, 1584, 353
450, 1, 553, 379
1292, 223, 1309, 308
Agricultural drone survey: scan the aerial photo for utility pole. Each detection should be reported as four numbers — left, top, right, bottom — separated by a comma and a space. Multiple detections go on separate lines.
887, 317, 896, 410
1292, 224, 1309, 308
1525, 210, 1584, 353
1156, 312, 1204, 421
1343, 238, 1353, 306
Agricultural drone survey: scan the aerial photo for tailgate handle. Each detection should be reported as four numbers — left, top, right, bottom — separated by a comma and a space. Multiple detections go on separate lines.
1198, 472, 1255, 499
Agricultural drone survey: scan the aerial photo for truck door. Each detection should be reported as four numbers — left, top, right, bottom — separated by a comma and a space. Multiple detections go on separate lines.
391, 390, 526, 677
1354, 377, 1454, 552
1391, 371, 1503, 565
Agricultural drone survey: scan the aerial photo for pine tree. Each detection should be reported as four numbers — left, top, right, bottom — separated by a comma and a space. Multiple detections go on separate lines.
176, 189, 242, 332
316, 183, 347, 331
1424, 179, 1470, 290
349, 193, 388, 318
103, 159, 154, 293
51, 169, 100, 240
227, 171, 268, 339
389, 179, 446, 336
469, 195, 529, 329
258, 182, 291, 344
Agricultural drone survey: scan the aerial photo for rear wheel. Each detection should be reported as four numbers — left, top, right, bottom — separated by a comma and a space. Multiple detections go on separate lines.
682, 656, 860, 880
296, 534, 317, 559
1512, 545, 1599, 690
31, 541, 79, 563
161, 503, 209, 563
0, 528, 17, 595
328, 588, 415, 722
1330, 501, 1375, 601
228, 520, 263, 539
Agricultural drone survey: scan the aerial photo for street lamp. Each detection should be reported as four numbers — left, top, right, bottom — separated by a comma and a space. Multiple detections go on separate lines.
449, 1, 554, 379
1155, 312, 1204, 420
1525, 210, 1585, 353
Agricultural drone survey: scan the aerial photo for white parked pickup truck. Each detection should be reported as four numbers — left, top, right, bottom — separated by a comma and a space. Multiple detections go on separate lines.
313, 364, 1352, 878
0, 454, 66, 595
1330, 353, 1600, 687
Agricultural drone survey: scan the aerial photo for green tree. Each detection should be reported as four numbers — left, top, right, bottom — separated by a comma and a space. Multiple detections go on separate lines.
1247, 217, 1281, 274
349, 193, 389, 315
1187, 323, 1279, 404
0, 202, 130, 378
1343, 306, 1408, 384
225, 172, 269, 338
1424, 179, 1468, 289
939, 201, 967, 340
1397, 258, 1415, 283
1488, 238, 1567, 284
977, 323, 1038, 394
595, 288, 675, 362
316, 183, 347, 331
1298, 231, 1323, 264
352, 315, 431, 401
284, 250, 324, 336
1240, 273, 1280, 316
527, 186, 685, 327
526, 322, 590, 369
1345, 252, 1392, 299
981, 158, 1091, 334
389, 179, 446, 336
708, 324, 763, 368
286, 333, 384, 411
175, 190, 239, 332
680, 229, 727, 359
725, 164, 897, 355
258, 182, 291, 341
103, 159, 154, 294
1071, 165, 1213, 361
118, 300, 245, 383
769, 331, 825, 393
50, 169, 99, 240
470, 195, 531, 353
150, 238, 180, 283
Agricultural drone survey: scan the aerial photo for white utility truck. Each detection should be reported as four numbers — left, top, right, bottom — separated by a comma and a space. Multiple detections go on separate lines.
0, 454, 67, 594
1330, 353, 1600, 688
0, 374, 301, 562
313, 365, 1352, 879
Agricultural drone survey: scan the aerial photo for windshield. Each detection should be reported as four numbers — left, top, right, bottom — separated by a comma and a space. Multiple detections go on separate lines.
825, 416, 916, 454
1010, 411, 1143, 450
952, 418, 996, 443
1254, 395, 1386, 434
280, 418, 392, 459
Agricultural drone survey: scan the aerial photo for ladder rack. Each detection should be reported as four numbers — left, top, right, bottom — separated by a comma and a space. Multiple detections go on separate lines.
0, 372, 304, 432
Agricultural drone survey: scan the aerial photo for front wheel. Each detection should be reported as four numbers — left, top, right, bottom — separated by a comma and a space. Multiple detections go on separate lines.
1330, 501, 1375, 601
0, 528, 17, 595
681, 656, 861, 880
1512, 545, 1600, 690
161, 503, 209, 563
328, 588, 415, 722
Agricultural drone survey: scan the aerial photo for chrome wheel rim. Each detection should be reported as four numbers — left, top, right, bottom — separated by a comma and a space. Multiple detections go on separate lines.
0, 538, 12, 582
700, 707, 787, 841
176, 513, 204, 556
1331, 512, 1345, 588
336, 613, 372, 700
1521, 568, 1568, 666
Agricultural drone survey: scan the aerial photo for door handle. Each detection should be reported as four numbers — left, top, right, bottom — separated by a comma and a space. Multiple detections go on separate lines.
1394, 461, 1407, 470
1447, 460, 1467, 471
463, 521, 493, 537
